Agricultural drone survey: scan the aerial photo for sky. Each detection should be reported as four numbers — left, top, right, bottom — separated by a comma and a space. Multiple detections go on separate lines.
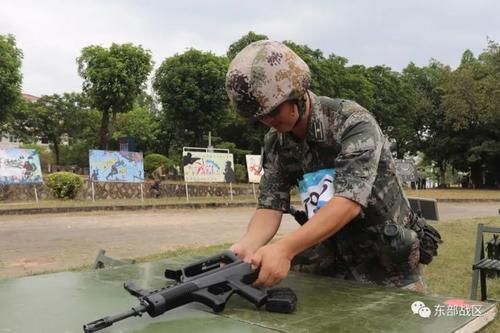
1, 0, 499, 97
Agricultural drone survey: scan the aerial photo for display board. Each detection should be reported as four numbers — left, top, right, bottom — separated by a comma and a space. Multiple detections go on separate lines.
245, 154, 264, 183
183, 151, 234, 183
0, 148, 43, 184
89, 150, 144, 183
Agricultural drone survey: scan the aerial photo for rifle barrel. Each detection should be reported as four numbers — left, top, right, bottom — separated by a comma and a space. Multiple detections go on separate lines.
83, 304, 147, 333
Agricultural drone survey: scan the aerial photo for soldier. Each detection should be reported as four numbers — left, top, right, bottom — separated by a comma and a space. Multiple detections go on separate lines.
225, 40, 441, 292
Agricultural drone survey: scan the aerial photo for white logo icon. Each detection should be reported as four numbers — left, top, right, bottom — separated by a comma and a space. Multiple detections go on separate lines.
419, 306, 432, 318
411, 301, 425, 314
411, 301, 431, 318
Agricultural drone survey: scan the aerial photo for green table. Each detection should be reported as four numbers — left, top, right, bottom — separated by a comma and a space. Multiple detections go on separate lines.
0, 256, 496, 333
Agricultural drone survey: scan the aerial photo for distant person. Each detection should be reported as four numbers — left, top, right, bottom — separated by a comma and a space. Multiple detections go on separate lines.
225, 40, 442, 292
151, 180, 161, 198
90, 169, 99, 182
151, 163, 165, 181
151, 164, 165, 198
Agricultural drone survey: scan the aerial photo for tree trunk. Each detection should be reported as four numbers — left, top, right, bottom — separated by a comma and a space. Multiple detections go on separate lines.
99, 109, 110, 150
53, 139, 60, 165
437, 160, 447, 188
470, 164, 483, 189
109, 111, 117, 145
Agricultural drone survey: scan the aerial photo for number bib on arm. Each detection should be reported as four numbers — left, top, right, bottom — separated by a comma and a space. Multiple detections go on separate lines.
298, 169, 336, 219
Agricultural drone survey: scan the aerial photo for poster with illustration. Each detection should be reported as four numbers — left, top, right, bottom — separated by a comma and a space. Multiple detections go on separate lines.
183, 151, 234, 183
245, 154, 264, 183
89, 150, 144, 183
0, 148, 43, 184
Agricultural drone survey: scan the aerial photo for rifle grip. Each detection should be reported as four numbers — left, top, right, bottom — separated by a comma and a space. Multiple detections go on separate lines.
230, 279, 267, 307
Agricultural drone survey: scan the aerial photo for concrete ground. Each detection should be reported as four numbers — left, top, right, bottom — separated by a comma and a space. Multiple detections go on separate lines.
0, 201, 499, 279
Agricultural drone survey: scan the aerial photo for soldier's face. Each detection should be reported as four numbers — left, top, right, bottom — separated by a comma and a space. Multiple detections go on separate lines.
258, 101, 299, 132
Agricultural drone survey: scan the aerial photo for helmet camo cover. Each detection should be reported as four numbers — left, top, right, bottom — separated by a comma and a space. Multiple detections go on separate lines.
226, 40, 311, 118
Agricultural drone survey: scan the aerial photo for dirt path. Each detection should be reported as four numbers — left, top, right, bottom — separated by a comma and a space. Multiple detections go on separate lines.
0, 202, 498, 279
0, 207, 299, 278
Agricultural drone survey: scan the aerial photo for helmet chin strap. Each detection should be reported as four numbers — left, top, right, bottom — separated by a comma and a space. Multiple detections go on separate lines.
292, 92, 309, 129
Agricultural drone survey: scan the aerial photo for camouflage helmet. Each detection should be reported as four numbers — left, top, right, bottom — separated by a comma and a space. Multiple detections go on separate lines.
225, 40, 311, 118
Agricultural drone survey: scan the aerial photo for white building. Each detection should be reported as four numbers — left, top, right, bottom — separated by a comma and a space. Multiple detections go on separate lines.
0, 132, 21, 148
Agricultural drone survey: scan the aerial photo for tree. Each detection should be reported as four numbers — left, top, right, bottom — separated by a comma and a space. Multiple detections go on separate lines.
362, 65, 417, 157
226, 31, 269, 61
0, 34, 23, 123
112, 104, 161, 153
442, 43, 500, 187
340, 65, 375, 110
460, 49, 476, 67
401, 62, 435, 149
8, 93, 89, 164
218, 110, 268, 156
284, 41, 333, 96
402, 61, 451, 185
77, 43, 153, 149
284, 42, 376, 109
153, 49, 229, 154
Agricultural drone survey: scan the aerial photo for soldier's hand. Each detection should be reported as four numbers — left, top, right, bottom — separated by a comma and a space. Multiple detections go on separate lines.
230, 242, 255, 263
251, 243, 292, 288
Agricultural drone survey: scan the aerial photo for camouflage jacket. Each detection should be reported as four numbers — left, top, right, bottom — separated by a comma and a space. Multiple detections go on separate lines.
258, 91, 417, 282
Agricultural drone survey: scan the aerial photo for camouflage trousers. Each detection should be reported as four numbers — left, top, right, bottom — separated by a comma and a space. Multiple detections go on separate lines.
291, 235, 425, 292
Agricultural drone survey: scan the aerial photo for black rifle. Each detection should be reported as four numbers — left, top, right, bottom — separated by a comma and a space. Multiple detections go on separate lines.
83, 251, 296, 333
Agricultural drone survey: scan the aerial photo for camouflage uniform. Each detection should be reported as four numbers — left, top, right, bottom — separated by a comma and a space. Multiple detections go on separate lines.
226, 40, 436, 289
258, 91, 422, 288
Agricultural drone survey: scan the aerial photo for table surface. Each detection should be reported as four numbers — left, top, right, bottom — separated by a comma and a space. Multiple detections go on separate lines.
0, 255, 496, 333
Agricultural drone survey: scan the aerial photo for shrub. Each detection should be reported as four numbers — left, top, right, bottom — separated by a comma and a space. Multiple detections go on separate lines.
234, 163, 248, 183
59, 140, 93, 167
46, 172, 83, 199
144, 153, 173, 174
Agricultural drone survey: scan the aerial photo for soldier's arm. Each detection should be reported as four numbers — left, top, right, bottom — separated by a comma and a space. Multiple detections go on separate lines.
269, 196, 360, 260
333, 108, 384, 206
231, 208, 283, 262
252, 198, 361, 286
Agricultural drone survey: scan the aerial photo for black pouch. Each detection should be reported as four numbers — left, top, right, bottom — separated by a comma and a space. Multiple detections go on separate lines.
409, 214, 443, 265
